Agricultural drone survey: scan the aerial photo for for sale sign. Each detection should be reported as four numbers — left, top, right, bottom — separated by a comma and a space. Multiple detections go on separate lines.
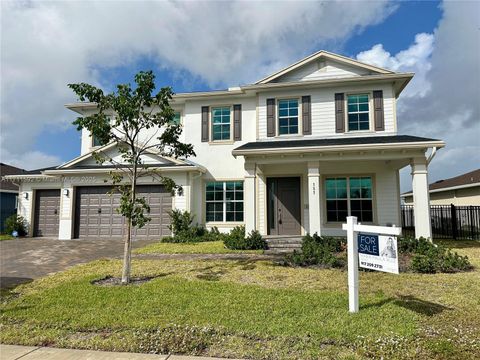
357, 233, 399, 274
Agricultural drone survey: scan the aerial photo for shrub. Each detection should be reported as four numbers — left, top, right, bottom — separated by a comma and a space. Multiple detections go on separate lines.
223, 226, 267, 250
223, 225, 246, 250
285, 233, 346, 268
244, 230, 268, 250
168, 209, 194, 234
410, 254, 437, 273
4, 214, 27, 236
399, 236, 472, 273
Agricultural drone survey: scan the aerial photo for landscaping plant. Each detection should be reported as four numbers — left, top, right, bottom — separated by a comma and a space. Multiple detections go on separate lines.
4, 214, 27, 237
69, 71, 195, 284
398, 236, 472, 273
285, 233, 346, 268
222, 226, 267, 250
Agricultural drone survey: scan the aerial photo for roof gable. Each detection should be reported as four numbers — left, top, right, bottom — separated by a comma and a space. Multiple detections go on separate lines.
58, 141, 184, 170
256, 50, 393, 84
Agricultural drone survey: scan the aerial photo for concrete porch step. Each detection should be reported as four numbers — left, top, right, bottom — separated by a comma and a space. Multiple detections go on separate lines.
265, 235, 303, 254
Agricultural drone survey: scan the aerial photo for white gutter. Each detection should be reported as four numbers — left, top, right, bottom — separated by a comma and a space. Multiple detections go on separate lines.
43, 165, 205, 175
232, 140, 445, 157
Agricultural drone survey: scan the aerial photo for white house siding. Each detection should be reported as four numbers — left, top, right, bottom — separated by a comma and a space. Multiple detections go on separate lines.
273, 59, 370, 83
182, 97, 257, 179
257, 82, 396, 139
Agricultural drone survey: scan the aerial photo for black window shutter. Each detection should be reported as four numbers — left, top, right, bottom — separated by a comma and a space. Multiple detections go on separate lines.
335, 93, 345, 133
201, 106, 209, 142
302, 95, 312, 135
373, 90, 385, 131
267, 98, 275, 137
233, 104, 242, 141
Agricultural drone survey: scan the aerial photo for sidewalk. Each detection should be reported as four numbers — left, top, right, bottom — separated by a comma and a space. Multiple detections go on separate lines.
0, 345, 242, 360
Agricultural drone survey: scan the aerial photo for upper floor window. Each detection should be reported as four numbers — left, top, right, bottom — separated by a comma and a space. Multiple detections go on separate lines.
278, 99, 299, 135
212, 107, 231, 141
347, 94, 369, 131
169, 112, 181, 125
92, 135, 102, 147
326, 176, 373, 223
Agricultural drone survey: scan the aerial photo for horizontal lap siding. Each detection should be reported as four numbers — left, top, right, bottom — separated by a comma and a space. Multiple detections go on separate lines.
375, 170, 401, 226
258, 83, 396, 139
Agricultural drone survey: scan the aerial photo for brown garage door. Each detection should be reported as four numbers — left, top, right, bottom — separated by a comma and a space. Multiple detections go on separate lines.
74, 185, 172, 239
33, 189, 61, 237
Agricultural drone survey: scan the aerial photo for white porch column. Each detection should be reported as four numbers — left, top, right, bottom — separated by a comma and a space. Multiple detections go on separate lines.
244, 162, 256, 234
308, 161, 321, 235
411, 157, 432, 240
58, 184, 74, 240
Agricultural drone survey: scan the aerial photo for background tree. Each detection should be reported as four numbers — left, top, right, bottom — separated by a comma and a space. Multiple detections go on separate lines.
69, 71, 195, 284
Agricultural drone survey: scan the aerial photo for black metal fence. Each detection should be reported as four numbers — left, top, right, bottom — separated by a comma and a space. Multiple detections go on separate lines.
401, 204, 480, 240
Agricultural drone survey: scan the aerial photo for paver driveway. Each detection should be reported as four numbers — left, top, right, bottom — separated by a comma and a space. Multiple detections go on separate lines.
0, 237, 156, 290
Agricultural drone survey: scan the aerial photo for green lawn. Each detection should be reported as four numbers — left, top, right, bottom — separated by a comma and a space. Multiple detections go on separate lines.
134, 240, 262, 255
0, 234, 14, 241
1, 240, 479, 359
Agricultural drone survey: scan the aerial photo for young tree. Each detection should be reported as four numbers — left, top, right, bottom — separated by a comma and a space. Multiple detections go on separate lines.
69, 71, 195, 284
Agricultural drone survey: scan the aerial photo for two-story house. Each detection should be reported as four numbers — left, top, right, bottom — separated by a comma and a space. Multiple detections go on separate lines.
9, 51, 444, 240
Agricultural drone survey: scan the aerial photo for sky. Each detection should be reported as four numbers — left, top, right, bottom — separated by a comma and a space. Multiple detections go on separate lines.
1, 0, 479, 192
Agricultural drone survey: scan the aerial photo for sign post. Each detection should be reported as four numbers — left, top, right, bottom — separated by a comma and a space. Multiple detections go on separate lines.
345, 216, 359, 313
342, 216, 402, 313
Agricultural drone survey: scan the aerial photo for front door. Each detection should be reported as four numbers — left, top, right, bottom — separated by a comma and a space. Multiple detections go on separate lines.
267, 177, 301, 235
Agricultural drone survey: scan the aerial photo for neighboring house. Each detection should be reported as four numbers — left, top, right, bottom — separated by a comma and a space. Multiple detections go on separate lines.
402, 169, 480, 206
6, 51, 445, 240
0, 163, 25, 233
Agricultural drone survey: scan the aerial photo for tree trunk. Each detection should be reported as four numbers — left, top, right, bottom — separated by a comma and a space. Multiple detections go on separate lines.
121, 218, 132, 284
121, 166, 138, 285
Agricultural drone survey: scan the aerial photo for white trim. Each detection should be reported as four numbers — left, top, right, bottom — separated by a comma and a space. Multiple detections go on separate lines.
65, 73, 414, 112
58, 140, 187, 169
0, 189, 19, 194
43, 165, 204, 175
232, 141, 445, 157
255, 50, 393, 84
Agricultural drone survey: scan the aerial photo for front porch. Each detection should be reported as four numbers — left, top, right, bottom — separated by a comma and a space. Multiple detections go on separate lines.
235, 136, 444, 240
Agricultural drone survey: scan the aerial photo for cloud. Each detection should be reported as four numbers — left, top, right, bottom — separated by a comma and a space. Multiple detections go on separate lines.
1, 149, 62, 171
0, 0, 396, 169
356, 1, 480, 192
357, 33, 434, 98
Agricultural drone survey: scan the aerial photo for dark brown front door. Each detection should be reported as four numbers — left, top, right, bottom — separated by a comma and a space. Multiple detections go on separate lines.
33, 189, 60, 237
74, 185, 172, 239
267, 177, 301, 235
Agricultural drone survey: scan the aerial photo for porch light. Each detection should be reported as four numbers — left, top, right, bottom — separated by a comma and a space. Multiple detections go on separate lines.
24, 192, 28, 199
63, 189, 69, 196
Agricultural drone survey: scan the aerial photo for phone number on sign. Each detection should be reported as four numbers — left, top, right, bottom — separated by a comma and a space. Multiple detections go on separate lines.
361, 261, 383, 269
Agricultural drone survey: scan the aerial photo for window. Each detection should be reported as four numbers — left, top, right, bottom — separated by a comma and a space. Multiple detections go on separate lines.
206, 181, 244, 222
326, 176, 373, 223
212, 107, 231, 141
170, 112, 181, 125
92, 135, 102, 147
278, 99, 299, 135
347, 94, 370, 131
